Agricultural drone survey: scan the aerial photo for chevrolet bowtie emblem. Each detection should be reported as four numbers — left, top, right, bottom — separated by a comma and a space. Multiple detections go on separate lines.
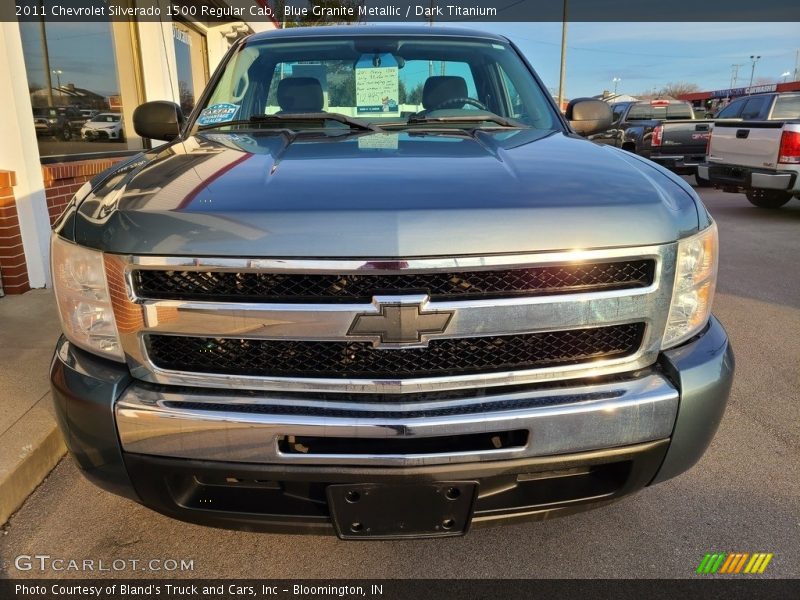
348, 297, 454, 347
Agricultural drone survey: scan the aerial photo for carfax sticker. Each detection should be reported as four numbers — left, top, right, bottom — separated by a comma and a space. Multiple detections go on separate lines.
197, 103, 239, 125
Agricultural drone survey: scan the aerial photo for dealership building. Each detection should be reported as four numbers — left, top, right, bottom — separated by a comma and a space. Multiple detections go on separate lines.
0, 1, 277, 295
677, 80, 800, 112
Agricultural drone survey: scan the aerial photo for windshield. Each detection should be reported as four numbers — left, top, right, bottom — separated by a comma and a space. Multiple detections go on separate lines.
193, 35, 559, 132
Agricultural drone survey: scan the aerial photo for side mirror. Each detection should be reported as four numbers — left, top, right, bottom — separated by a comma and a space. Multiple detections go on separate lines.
566, 98, 613, 136
133, 101, 184, 141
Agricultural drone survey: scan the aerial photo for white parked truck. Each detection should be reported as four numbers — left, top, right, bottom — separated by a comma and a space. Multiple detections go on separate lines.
699, 93, 800, 208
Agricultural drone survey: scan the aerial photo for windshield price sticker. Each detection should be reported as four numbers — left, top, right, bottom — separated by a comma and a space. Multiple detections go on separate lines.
355, 53, 399, 117
197, 103, 239, 125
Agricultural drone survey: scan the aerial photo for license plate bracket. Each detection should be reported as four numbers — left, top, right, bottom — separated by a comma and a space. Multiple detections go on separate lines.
327, 481, 478, 540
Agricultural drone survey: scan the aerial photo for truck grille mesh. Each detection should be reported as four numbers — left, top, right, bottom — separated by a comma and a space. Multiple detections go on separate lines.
145, 323, 644, 379
132, 260, 655, 303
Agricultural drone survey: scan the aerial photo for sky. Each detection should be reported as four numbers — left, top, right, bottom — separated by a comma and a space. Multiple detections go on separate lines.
19, 20, 800, 101
437, 21, 800, 98
20, 21, 121, 97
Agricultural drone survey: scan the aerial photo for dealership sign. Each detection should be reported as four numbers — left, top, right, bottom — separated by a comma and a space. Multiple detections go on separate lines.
711, 84, 777, 98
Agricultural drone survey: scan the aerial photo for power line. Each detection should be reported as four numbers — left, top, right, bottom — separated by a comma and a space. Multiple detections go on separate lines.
507, 32, 720, 60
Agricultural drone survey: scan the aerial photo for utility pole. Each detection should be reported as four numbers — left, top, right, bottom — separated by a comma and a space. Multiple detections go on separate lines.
557, 0, 568, 112
38, 0, 54, 108
730, 64, 743, 88
428, 0, 434, 77
52, 69, 63, 99
749, 55, 761, 87
612, 77, 621, 95
794, 49, 799, 81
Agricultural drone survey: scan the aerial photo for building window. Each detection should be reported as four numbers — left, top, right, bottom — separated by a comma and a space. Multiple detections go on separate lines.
19, 18, 143, 159
173, 21, 209, 115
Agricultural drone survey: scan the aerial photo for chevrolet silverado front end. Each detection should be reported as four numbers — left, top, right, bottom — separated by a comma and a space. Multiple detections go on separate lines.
49, 26, 733, 539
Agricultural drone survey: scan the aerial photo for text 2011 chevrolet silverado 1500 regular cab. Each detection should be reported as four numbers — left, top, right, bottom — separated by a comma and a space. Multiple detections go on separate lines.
699, 93, 800, 208
49, 26, 733, 539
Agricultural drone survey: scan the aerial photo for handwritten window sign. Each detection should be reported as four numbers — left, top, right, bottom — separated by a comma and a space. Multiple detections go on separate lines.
355, 54, 399, 117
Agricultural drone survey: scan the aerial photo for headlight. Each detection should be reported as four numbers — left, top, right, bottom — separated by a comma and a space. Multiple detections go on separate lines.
661, 222, 718, 349
51, 235, 124, 361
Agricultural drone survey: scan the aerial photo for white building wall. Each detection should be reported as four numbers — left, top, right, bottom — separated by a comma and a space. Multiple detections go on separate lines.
0, 22, 53, 288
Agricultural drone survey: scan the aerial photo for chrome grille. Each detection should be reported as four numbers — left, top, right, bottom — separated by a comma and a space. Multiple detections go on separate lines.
146, 324, 644, 380
132, 259, 655, 303
109, 245, 675, 393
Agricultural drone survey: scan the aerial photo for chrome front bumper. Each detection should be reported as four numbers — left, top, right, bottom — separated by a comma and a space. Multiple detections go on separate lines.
115, 372, 678, 467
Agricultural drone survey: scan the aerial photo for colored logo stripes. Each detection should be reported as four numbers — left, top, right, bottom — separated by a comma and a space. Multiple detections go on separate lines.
696, 552, 773, 574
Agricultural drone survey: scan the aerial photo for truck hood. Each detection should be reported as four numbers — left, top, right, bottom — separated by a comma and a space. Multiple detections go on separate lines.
72, 128, 700, 256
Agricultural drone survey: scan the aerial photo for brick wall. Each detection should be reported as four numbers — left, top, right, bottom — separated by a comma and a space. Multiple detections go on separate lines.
42, 158, 126, 225
0, 158, 129, 295
0, 170, 29, 295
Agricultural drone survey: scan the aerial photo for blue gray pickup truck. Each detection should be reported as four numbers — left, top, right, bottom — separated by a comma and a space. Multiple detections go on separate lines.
49, 26, 733, 539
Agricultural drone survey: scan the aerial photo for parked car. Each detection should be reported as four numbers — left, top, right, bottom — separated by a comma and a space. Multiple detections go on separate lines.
81, 112, 125, 141
49, 26, 733, 539
32, 106, 83, 140
80, 109, 100, 120
713, 91, 800, 121
699, 118, 800, 208
590, 99, 714, 182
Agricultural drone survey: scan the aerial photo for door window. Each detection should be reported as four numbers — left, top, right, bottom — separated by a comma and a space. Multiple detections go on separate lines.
740, 96, 767, 120
716, 99, 745, 118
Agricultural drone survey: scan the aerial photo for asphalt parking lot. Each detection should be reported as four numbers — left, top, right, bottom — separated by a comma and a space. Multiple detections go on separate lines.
1, 185, 798, 580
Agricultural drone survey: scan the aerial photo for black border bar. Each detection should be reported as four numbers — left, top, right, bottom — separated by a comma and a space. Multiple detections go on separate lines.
3, 579, 800, 600
5, 0, 800, 23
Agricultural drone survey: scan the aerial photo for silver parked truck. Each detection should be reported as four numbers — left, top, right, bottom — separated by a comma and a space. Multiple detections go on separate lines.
50, 26, 733, 539
699, 92, 800, 209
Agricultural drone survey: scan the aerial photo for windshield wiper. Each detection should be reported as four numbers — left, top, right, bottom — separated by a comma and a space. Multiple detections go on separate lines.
402, 114, 525, 128
198, 112, 381, 132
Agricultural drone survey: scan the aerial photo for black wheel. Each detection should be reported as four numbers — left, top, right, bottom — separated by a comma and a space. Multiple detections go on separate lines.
695, 174, 713, 187
60, 126, 72, 141
745, 189, 792, 209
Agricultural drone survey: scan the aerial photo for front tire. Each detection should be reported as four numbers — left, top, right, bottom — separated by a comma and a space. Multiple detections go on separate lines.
60, 126, 72, 141
745, 189, 792, 209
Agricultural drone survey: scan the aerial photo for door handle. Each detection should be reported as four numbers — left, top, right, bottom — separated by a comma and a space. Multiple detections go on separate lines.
736, 129, 749, 139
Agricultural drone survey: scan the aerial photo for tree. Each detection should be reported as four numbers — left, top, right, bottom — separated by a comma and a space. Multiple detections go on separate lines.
327, 67, 355, 107
658, 81, 700, 98
399, 80, 423, 105
178, 80, 194, 114
752, 77, 776, 86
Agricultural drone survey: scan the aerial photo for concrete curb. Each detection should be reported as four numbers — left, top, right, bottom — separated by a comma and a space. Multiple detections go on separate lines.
0, 395, 66, 525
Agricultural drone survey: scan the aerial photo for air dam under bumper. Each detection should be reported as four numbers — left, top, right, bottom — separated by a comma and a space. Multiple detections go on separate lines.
50, 317, 733, 534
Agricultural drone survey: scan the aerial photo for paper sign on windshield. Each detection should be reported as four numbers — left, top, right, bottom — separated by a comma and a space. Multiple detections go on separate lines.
355, 54, 399, 117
